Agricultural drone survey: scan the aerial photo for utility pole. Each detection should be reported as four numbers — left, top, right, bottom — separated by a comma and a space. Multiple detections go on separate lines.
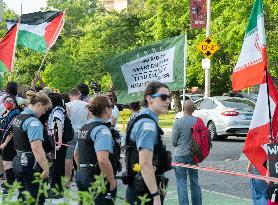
204, 0, 211, 97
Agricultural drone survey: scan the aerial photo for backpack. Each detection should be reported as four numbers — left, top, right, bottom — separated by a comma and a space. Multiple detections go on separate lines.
62, 115, 74, 143
191, 117, 212, 163
106, 123, 122, 173
55, 107, 74, 143
125, 114, 172, 174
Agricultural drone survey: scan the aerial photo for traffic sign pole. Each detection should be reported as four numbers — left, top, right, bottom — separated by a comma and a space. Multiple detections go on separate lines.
205, 0, 211, 97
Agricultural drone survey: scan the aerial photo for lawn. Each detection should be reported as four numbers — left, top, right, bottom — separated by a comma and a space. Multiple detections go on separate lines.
118, 109, 175, 129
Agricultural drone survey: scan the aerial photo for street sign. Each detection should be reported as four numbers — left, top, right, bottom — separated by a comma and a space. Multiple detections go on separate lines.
190, 0, 206, 28
197, 36, 220, 59
202, 58, 210, 69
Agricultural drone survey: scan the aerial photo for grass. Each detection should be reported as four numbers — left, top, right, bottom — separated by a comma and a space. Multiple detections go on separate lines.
118, 109, 175, 129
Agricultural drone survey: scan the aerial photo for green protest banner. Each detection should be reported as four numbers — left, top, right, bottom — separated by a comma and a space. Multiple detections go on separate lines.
106, 35, 187, 104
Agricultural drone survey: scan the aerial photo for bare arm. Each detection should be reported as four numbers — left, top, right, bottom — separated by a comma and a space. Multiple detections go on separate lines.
74, 150, 79, 168
111, 116, 117, 126
96, 150, 116, 190
247, 161, 253, 173
30, 78, 38, 90
31, 140, 49, 172
172, 121, 179, 147
55, 120, 63, 148
37, 77, 45, 88
66, 105, 71, 118
0, 133, 13, 149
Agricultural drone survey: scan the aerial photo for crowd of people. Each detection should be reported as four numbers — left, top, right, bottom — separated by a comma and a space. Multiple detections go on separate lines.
0, 77, 206, 205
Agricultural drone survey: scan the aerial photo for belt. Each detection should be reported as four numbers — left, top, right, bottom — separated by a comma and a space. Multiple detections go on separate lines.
79, 163, 97, 168
16, 150, 33, 155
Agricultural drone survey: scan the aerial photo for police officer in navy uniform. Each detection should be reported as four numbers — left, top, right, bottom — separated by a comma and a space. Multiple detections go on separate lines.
125, 81, 171, 205
12, 91, 51, 205
75, 95, 117, 205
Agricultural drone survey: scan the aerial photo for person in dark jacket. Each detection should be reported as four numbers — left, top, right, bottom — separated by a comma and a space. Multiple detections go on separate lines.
47, 93, 67, 198
0, 96, 20, 193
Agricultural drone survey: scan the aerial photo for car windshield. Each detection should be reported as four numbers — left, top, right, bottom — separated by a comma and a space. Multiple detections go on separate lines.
179, 95, 203, 101
219, 99, 255, 109
191, 96, 203, 101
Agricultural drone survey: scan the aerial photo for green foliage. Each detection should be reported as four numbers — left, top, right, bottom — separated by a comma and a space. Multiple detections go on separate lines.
0, 173, 152, 205
0, 0, 277, 94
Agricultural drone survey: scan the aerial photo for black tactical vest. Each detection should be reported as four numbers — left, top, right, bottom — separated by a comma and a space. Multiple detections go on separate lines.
125, 114, 170, 176
12, 114, 34, 152
78, 121, 115, 174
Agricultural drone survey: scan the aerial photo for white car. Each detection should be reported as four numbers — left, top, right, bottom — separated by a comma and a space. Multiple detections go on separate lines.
171, 94, 203, 110
175, 96, 255, 140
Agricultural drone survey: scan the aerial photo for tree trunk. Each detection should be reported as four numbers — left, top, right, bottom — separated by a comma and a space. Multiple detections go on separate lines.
172, 91, 182, 113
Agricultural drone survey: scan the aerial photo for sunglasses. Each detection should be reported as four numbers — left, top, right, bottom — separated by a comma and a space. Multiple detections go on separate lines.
150, 93, 171, 101
5, 99, 15, 104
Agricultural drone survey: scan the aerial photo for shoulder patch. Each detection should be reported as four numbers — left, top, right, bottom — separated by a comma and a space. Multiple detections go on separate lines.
101, 129, 111, 135
143, 122, 156, 131
30, 121, 40, 127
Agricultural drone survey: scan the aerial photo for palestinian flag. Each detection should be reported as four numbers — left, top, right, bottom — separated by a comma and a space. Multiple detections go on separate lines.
0, 24, 19, 72
232, 0, 267, 91
7, 11, 64, 52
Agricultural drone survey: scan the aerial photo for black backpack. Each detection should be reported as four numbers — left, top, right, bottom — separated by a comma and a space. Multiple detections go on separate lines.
55, 107, 74, 143
105, 122, 122, 173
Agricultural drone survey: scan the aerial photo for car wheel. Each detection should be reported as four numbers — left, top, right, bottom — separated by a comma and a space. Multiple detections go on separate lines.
208, 122, 220, 141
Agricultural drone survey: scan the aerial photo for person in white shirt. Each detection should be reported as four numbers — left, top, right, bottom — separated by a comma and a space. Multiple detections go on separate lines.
65, 88, 89, 188
106, 91, 119, 127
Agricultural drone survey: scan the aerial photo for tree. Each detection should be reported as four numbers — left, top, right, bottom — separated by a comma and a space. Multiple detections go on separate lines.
1, 0, 277, 95
42, 0, 141, 92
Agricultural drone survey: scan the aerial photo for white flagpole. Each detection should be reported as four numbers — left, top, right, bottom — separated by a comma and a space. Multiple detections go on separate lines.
182, 34, 187, 115
10, 0, 23, 75
38, 11, 65, 72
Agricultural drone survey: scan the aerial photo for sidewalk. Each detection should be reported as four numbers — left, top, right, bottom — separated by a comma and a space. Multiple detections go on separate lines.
0, 183, 252, 205
115, 185, 252, 205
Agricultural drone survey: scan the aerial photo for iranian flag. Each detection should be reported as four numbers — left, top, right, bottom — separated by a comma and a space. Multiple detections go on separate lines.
0, 24, 19, 72
232, 0, 267, 91
7, 11, 64, 52
243, 75, 278, 176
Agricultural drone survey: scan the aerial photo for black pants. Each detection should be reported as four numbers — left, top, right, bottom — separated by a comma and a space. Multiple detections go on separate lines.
125, 175, 167, 205
49, 147, 66, 191
75, 168, 117, 205
126, 184, 165, 205
13, 154, 45, 205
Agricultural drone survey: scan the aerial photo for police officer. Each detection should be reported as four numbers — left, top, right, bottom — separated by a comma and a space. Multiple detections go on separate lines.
125, 81, 171, 205
12, 91, 51, 205
75, 95, 117, 205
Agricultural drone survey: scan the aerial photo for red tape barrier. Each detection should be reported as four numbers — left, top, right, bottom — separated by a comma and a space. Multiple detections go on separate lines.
171, 162, 278, 183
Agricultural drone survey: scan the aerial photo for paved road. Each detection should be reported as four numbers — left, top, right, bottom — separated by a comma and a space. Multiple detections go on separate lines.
0, 129, 253, 204
161, 130, 252, 205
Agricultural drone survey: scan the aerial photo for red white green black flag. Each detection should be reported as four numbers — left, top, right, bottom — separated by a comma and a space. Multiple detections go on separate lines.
7, 11, 64, 53
232, 0, 267, 91
0, 24, 19, 72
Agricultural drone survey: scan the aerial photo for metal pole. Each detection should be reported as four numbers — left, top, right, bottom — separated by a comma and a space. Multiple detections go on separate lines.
182, 34, 187, 115
265, 71, 274, 142
204, 0, 211, 97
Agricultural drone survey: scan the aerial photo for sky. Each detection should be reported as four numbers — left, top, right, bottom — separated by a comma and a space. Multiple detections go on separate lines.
3, 0, 47, 14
